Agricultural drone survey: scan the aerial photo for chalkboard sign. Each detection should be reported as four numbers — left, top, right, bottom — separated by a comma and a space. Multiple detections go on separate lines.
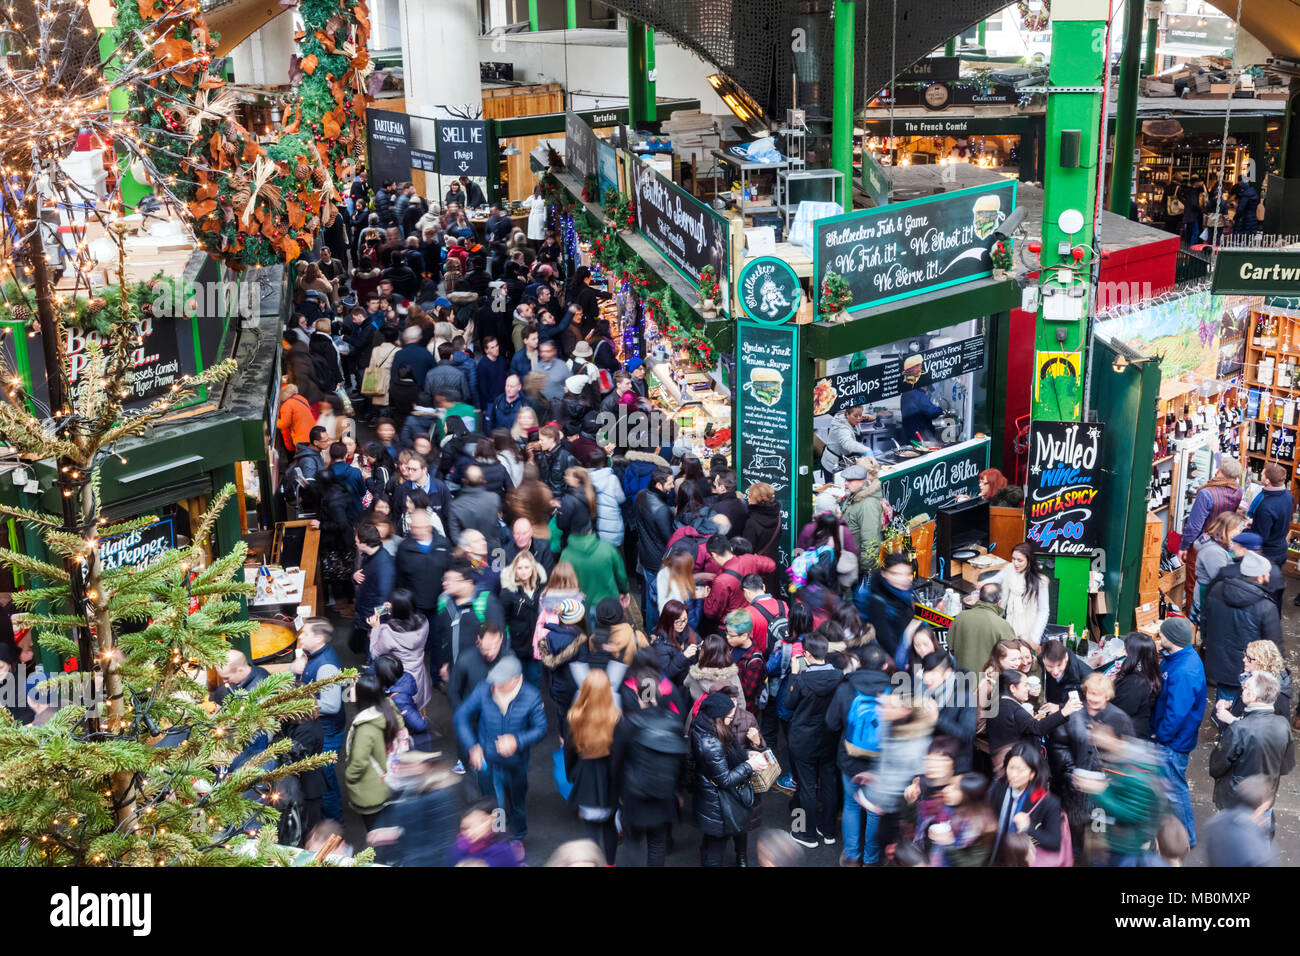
99, 518, 175, 573
1025, 420, 1104, 556
631, 157, 729, 295
367, 109, 412, 187
812, 335, 985, 416
438, 120, 488, 177
879, 441, 987, 525
565, 111, 598, 183
814, 180, 1017, 313
736, 321, 799, 564
411, 148, 437, 173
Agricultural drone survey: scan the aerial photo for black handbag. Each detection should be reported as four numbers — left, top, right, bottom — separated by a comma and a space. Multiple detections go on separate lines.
717, 780, 756, 833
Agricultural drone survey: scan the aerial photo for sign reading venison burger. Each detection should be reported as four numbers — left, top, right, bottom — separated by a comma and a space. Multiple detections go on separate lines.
631, 157, 729, 302
813, 335, 985, 416
814, 180, 1016, 314
1025, 420, 1104, 556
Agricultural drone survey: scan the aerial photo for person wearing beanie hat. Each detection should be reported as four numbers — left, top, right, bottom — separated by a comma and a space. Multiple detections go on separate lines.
454, 646, 546, 840
691, 684, 766, 866
626, 355, 648, 398
558, 598, 587, 626
595, 596, 624, 628
1153, 613, 1208, 846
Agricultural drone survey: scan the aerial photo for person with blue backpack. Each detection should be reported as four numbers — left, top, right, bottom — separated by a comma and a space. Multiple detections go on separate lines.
825, 643, 894, 866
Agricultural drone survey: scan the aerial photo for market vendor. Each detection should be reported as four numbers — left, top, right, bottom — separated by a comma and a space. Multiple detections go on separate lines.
820, 405, 872, 473
899, 382, 944, 443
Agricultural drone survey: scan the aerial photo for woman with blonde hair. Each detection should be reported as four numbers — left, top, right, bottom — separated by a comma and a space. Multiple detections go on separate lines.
502, 547, 547, 685
510, 404, 540, 450
564, 669, 622, 864
1230, 639, 1292, 719
658, 548, 701, 628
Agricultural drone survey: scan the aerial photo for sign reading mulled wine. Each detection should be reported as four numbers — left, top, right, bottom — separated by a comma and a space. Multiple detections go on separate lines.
1026, 421, 1104, 556
879, 440, 988, 525
98, 518, 176, 572
631, 157, 728, 298
814, 180, 1016, 313
812, 335, 985, 416
736, 321, 799, 564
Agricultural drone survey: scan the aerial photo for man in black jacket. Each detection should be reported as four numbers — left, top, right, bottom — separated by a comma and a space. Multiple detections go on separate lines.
786, 632, 843, 847
430, 559, 505, 685
634, 466, 675, 624
395, 510, 450, 620
1210, 670, 1295, 821
504, 516, 556, 574
921, 650, 978, 772
1041, 638, 1094, 707
392, 450, 452, 536
824, 643, 893, 865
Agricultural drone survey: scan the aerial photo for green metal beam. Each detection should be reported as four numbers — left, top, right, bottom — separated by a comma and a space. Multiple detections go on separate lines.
945, 38, 957, 57
831, 0, 855, 191
977, 19, 986, 48
1109, 0, 1145, 215
626, 20, 648, 128
567, 0, 577, 30
645, 27, 657, 122
1144, 14, 1158, 76
99, 30, 151, 209
528, 0, 538, 32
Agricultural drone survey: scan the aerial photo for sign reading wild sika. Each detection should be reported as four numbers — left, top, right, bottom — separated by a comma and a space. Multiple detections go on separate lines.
631, 158, 728, 293
814, 180, 1016, 313
1025, 421, 1104, 556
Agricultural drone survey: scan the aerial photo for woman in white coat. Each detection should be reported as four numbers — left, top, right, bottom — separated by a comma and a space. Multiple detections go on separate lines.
986, 543, 1050, 649
524, 183, 548, 247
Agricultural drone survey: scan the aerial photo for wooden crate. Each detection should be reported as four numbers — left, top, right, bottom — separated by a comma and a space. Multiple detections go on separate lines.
1143, 513, 1163, 556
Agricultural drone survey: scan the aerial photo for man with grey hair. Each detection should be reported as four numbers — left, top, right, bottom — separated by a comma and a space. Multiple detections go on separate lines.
453, 654, 547, 840
1210, 669, 1295, 825
946, 581, 1015, 674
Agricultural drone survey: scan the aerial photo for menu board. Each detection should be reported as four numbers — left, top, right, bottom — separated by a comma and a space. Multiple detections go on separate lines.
814, 180, 1016, 313
631, 157, 729, 295
410, 148, 437, 173
366, 109, 412, 187
565, 111, 598, 183
812, 335, 985, 416
879, 440, 987, 525
1025, 421, 1104, 556
99, 518, 175, 572
736, 321, 799, 564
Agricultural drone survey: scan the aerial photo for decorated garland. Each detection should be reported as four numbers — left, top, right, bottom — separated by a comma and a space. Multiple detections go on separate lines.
991, 240, 1014, 273
1017, 0, 1050, 32
819, 271, 852, 317
115, 0, 372, 268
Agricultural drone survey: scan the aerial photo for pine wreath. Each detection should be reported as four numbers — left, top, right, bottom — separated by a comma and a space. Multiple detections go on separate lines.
115, 0, 372, 268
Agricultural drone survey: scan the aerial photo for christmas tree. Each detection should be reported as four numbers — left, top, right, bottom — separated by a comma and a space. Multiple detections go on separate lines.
819, 271, 853, 317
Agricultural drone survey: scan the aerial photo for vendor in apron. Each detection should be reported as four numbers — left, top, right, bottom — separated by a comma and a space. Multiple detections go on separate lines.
820, 405, 872, 474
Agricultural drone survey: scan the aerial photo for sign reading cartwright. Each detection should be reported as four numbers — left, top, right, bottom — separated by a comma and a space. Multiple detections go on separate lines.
1210, 249, 1300, 296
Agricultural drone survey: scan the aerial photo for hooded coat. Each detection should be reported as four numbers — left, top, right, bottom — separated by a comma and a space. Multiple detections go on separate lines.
369, 616, 432, 711
1201, 571, 1283, 688
560, 532, 628, 608
841, 480, 885, 570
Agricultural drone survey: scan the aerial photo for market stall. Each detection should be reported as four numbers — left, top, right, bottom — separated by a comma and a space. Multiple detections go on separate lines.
735, 181, 1022, 583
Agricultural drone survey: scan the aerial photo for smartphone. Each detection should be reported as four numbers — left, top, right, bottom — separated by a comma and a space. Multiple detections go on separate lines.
379, 601, 392, 622
527, 427, 540, 442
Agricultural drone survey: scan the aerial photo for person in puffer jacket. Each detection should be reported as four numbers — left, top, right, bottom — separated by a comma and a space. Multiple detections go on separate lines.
537, 598, 589, 734
586, 456, 627, 546
691, 691, 764, 867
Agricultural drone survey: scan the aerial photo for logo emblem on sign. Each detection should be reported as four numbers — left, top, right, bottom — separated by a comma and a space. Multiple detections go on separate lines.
738, 256, 802, 325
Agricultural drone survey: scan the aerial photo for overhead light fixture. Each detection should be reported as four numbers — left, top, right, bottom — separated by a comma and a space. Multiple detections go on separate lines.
1111, 352, 1130, 374
707, 73, 766, 132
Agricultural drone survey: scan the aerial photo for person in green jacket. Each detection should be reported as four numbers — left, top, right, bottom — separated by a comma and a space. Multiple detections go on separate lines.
560, 530, 629, 610
840, 464, 885, 572
946, 583, 1016, 674
1073, 725, 1167, 866
344, 673, 404, 828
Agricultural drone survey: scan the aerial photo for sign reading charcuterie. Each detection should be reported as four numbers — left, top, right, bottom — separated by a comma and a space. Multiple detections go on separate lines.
814, 180, 1016, 313
812, 335, 985, 416
1025, 420, 1104, 556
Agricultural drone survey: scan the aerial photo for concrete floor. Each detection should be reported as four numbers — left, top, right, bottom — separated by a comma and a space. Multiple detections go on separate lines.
324, 592, 1300, 866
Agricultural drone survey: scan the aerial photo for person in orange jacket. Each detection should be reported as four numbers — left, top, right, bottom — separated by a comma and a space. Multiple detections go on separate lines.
278, 383, 318, 451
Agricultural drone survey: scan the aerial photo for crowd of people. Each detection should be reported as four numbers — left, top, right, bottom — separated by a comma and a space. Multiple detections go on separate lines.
255, 169, 1296, 866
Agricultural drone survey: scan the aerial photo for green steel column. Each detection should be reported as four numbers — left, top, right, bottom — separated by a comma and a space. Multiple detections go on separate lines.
945, 38, 957, 57
1144, 10, 1158, 76
566, 0, 577, 30
99, 29, 150, 209
486, 119, 502, 204
528, 0, 538, 31
831, 0, 856, 189
1109, 0, 1145, 215
626, 20, 647, 129
1032, 0, 1109, 635
644, 27, 657, 122
977, 20, 986, 48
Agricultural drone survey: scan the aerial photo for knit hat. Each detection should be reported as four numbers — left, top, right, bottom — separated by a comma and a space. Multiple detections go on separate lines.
1240, 550, 1272, 579
565, 374, 588, 395
813, 492, 839, 515
698, 692, 734, 719
558, 598, 586, 626
433, 296, 452, 308
595, 597, 624, 627
1159, 616, 1194, 648
626, 356, 644, 373
487, 656, 523, 685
